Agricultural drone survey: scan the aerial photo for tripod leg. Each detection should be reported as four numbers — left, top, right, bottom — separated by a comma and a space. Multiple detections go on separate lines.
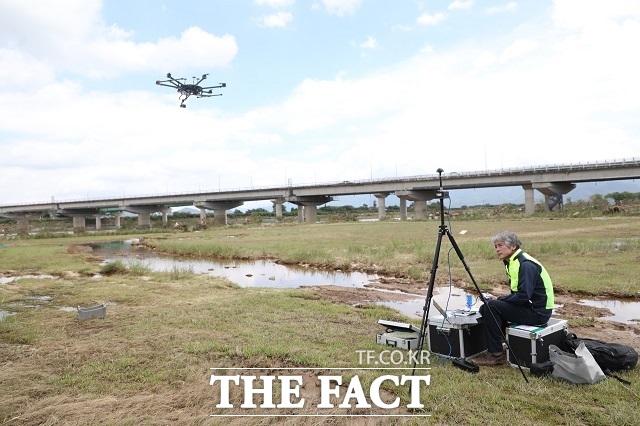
413, 227, 445, 373
444, 229, 529, 383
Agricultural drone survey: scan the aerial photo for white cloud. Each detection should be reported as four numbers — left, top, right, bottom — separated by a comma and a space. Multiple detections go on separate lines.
417, 12, 447, 26
449, 1, 474, 11
499, 38, 539, 63
552, 0, 640, 29
256, 12, 294, 28
0, 0, 104, 54
0, 49, 55, 90
0, 2, 237, 78
85, 27, 237, 76
322, 0, 364, 17
358, 36, 378, 49
485, 2, 518, 15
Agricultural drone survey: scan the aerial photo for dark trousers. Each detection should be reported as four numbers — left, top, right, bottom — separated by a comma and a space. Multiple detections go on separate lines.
479, 300, 547, 353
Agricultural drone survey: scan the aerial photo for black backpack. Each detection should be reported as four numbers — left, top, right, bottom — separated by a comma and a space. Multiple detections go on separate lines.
564, 333, 638, 373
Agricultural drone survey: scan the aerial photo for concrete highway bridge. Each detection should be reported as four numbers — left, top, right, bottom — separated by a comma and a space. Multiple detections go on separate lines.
1, 158, 638, 233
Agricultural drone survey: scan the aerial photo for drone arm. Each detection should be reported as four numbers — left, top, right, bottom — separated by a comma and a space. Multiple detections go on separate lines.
156, 80, 180, 89
201, 83, 226, 90
197, 93, 223, 98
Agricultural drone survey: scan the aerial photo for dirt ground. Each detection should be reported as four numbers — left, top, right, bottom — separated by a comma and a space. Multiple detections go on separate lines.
309, 275, 640, 350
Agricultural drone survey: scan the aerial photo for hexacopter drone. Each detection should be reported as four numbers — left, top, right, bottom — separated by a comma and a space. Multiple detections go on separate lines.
155, 73, 226, 108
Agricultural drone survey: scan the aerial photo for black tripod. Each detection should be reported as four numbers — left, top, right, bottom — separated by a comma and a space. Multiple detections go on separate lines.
414, 168, 528, 382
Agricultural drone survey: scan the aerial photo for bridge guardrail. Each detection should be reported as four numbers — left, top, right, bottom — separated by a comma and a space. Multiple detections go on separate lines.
0, 157, 637, 208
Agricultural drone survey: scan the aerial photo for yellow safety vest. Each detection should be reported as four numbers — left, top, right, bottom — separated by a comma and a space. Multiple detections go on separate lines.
506, 249, 554, 309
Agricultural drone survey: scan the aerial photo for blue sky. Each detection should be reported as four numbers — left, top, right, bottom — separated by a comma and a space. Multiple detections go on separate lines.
1, 0, 639, 208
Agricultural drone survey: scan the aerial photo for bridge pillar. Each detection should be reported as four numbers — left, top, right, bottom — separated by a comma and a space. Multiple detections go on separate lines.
114, 212, 122, 229
57, 209, 102, 233
286, 196, 333, 224
194, 201, 243, 226
414, 200, 428, 219
16, 218, 29, 236
399, 197, 407, 220
523, 185, 535, 215
292, 203, 322, 223
396, 190, 437, 220
272, 198, 284, 218
95, 215, 102, 231
213, 209, 228, 226
533, 182, 576, 212
137, 213, 151, 229
305, 205, 321, 223
374, 193, 389, 219
72, 216, 86, 233
124, 205, 170, 229
162, 210, 169, 226
198, 207, 208, 226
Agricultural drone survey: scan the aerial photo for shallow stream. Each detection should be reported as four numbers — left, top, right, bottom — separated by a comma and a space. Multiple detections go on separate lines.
90, 240, 640, 324
2, 240, 638, 324
91, 240, 474, 317
91, 240, 378, 289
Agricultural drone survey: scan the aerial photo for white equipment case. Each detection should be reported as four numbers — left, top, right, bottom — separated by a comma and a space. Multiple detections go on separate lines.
506, 318, 569, 368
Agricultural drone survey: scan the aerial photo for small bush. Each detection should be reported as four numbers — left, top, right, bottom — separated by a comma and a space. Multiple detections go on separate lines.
100, 260, 153, 276
100, 260, 129, 275
167, 265, 194, 280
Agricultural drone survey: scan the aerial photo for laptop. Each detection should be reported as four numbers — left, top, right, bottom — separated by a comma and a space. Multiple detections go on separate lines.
432, 299, 451, 323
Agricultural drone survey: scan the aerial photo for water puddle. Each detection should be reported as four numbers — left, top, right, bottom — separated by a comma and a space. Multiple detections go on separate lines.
384, 292, 640, 324
0, 275, 56, 285
90, 240, 378, 289
6, 295, 53, 310
578, 299, 640, 324
0, 308, 16, 321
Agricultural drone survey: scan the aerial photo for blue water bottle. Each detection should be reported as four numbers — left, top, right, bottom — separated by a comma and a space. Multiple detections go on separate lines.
466, 294, 473, 311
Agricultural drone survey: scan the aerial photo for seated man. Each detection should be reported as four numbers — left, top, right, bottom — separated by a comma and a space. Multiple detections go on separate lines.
473, 231, 554, 366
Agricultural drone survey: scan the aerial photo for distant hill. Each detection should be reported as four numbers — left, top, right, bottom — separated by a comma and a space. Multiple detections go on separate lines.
174, 207, 201, 214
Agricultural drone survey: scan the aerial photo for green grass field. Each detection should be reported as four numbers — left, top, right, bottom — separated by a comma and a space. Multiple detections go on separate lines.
144, 217, 640, 296
1, 217, 639, 425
